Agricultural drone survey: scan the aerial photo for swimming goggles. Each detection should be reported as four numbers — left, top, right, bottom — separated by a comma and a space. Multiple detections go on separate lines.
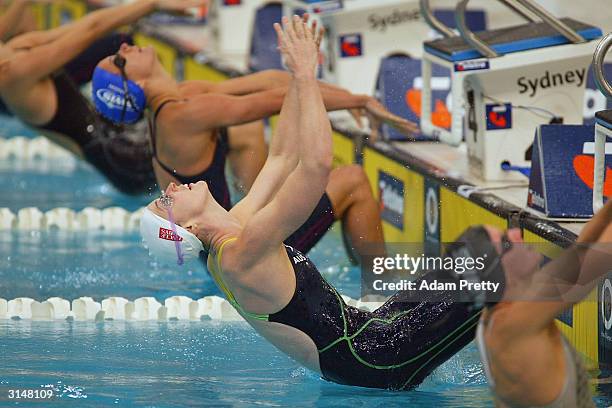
159, 192, 184, 266
112, 54, 142, 123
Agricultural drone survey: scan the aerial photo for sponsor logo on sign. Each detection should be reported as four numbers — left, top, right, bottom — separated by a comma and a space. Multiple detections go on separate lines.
517, 68, 586, 97
453, 60, 490, 72
339, 34, 362, 58
573, 142, 612, 196
527, 189, 546, 210
378, 171, 404, 229
159, 227, 183, 242
368, 9, 420, 32
485, 103, 512, 130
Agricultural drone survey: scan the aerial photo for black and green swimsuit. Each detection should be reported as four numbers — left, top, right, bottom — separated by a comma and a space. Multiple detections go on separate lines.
209, 227, 500, 390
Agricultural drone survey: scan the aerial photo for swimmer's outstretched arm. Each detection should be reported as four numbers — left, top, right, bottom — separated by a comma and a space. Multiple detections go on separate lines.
234, 16, 332, 258
1, 0, 207, 83
499, 199, 612, 336
231, 70, 301, 222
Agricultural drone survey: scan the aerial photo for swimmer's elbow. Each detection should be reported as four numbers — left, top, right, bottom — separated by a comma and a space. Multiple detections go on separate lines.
299, 156, 332, 179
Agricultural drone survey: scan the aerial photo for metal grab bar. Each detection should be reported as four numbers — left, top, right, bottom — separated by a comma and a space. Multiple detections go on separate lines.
419, 0, 454, 38
456, 0, 499, 58
593, 33, 612, 99
497, 0, 538, 23
455, 0, 586, 59
514, 0, 585, 44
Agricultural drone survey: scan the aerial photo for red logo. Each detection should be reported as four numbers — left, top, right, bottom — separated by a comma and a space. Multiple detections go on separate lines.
339, 34, 362, 58
159, 227, 183, 242
405, 89, 451, 129
573, 155, 612, 196
488, 111, 507, 128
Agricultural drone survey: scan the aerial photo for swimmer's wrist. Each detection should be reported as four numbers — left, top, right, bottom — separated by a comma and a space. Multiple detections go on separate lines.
292, 72, 316, 82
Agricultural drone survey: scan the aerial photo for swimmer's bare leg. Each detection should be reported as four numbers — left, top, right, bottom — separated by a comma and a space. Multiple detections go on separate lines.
326, 165, 385, 264
227, 120, 267, 194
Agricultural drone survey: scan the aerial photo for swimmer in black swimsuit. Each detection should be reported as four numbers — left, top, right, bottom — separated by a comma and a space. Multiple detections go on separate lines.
140, 18, 510, 389
0, 0, 206, 194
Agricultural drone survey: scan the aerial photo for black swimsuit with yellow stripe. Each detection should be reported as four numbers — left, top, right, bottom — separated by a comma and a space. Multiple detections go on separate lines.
208, 227, 501, 390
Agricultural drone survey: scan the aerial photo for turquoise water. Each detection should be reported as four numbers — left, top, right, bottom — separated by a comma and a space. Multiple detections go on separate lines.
1, 115, 611, 407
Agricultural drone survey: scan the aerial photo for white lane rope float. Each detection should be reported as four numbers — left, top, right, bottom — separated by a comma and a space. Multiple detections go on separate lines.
0, 295, 383, 322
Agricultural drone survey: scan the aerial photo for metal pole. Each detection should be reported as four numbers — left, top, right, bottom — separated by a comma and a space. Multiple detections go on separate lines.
419, 0, 455, 38
497, 0, 539, 23
456, 0, 499, 58
593, 33, 612, 99
515, 0, 585, 43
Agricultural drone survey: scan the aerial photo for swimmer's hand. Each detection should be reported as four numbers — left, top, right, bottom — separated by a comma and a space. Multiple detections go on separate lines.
301, 13, 325, 50
274, 15, 322, 78
364, 98, 419, 142
155, 0, 208, 13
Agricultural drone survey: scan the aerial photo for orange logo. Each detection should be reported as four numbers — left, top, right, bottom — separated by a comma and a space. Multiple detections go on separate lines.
573, 155, 612, 196
488, 111, 507, 128
405, 89, 451, 129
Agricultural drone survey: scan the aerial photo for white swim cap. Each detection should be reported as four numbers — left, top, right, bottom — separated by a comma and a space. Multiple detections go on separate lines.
140, 207, 205, 266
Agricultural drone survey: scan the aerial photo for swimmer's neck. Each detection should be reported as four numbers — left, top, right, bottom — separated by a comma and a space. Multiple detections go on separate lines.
144, 70, 181, 113
191, 201, 242, 253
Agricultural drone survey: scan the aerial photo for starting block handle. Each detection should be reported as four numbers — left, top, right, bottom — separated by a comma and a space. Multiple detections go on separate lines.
454, 0, 586, 59
594, 33, 612, 99
593, 126, 607, 213
420, 58, 463, 146
497, 0, 539, 23
456, 0, 499, 58
514, 0, 586, 44
419, 0, 454, 38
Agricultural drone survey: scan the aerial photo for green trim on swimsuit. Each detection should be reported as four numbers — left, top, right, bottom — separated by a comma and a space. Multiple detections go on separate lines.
210, 241, 479, 387
319, 286, 481, 382
208, 237, 269, 322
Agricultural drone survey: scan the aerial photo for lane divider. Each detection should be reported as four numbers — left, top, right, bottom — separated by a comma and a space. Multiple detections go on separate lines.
0, 295, 384, 322
0, 136, 78, 170
0, 207, 144, 231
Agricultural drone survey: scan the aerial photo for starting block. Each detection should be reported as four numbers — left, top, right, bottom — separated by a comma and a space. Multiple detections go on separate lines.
316, 0, 431, 95
375, 54, 451, 141
374, 4, 485, 141
420, 0, 602, 181
592, 33, 612, 213
209, 0, 269, 56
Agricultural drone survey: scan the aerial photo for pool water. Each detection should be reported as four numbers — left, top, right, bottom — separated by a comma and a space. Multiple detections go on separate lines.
1, 115, 611, 407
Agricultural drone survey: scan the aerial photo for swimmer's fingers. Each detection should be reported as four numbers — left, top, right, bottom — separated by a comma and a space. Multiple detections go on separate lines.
365, 98, 419, 136
315, 25, 325, 50
292, 15, 305, 39
366, 111, 381, 142
282, 15, 296, 43
273, 22, 287, 50
349, 108, 365, 129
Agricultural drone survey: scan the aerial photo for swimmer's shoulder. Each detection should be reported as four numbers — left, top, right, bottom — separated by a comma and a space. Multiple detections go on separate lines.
210, 235, 287, 277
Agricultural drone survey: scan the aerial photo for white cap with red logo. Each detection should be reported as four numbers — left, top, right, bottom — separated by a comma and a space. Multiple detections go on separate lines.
139, 207, 204, 266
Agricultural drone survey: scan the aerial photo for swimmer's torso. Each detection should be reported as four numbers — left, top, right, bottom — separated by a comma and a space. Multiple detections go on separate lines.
0, 66, 58, 126
208, 238, 483, 390
150, 86, 224, 191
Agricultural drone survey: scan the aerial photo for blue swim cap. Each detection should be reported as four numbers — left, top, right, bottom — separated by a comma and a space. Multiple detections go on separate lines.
92, 67, 146, 124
